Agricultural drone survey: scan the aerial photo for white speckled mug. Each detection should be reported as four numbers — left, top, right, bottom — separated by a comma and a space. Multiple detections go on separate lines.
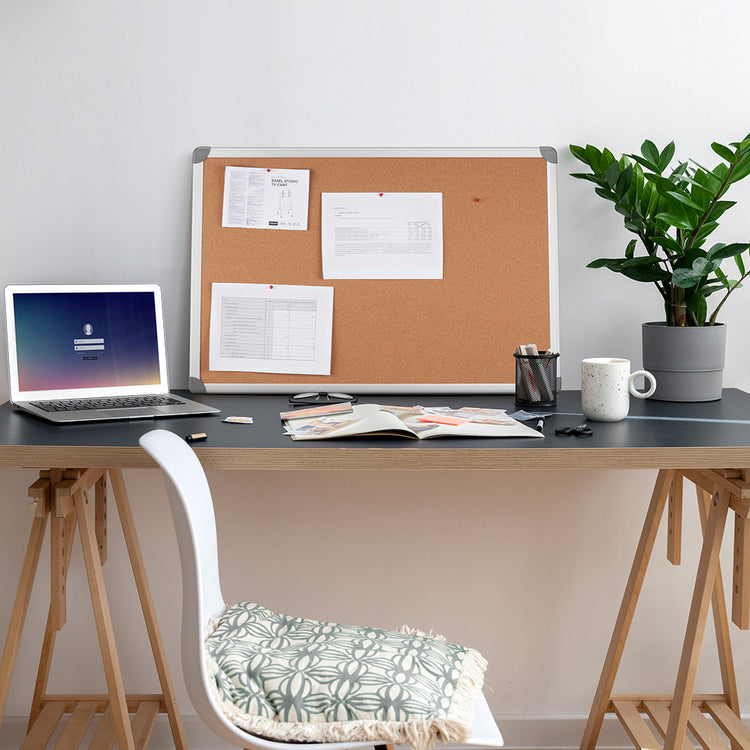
581, 358, 657, 422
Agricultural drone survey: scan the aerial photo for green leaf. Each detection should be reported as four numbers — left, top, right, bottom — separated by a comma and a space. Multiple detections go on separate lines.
570, 172, 606, 184
621, 265, 671, 282
586, 257, 623, 269
621, 256, 664, 268
569, 144, 590, 165
589, 146, 616, 174
645, 173, 681, 196
629, 153, 659, 172
655, 212, 694, 230
711, 142, 735, 162
712, 161, 730, 184
675, 247, 708, 269
689, 160, 724, 190
700, 283, 728, 296
641, 140, 661, 169
594, 187, 617, 202
694, 220, 720, 246
625, 239, 637, 259
686, 293, 708, 325
705, 199, 736, 222
692, 257, 718, 276
650, 235, 683, 254
646, 183, 661, 217
672, 268, 701, 287
707, 242, 749, 260
604, 161, 620, 188
728, 157, 750, 183
658, 141, 676, 172
615, 163, 633, 197
735, 253, 746, 276
666, 190, 704, 212
714, 267, 732, 288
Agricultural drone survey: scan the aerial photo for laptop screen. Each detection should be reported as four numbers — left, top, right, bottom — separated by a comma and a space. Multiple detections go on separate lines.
5, 284, 170, 401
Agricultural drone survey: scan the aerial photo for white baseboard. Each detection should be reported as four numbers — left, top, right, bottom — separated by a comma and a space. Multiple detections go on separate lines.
0, 712, 746, 749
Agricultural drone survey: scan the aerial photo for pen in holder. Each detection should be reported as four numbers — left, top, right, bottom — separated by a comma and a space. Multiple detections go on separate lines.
514, 350, 559, 407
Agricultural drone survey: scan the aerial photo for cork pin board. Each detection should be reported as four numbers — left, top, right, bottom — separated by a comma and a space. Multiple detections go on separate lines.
188, 147, 559, 394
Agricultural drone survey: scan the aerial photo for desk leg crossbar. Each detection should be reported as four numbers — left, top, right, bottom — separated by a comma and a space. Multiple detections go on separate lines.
581, 468, 750, 750
0, 468, 187, 750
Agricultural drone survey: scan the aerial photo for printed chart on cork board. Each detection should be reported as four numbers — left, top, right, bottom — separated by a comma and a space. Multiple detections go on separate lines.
189, 147, 559, 394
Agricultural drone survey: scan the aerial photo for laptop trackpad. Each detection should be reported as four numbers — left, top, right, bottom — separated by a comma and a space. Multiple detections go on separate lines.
95, 407, 156, 417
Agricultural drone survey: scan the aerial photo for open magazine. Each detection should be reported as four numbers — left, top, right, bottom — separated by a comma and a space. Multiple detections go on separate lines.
280, 403, 544, 440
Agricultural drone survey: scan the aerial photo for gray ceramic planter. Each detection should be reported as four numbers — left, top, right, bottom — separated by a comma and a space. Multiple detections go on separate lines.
641, 322, 726, 402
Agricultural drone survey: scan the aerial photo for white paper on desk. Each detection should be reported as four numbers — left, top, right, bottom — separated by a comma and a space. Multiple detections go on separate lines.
209, 283, 333, 375
222, 166, 310, 230
321, 193, 443, 279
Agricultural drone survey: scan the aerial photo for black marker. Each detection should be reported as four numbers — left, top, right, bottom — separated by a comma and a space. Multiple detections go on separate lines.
535, 417, 545, 433
185, 432, 207, 443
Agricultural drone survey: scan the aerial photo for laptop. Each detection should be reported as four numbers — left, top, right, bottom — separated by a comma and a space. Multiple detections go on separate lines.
5, 283, 220, 423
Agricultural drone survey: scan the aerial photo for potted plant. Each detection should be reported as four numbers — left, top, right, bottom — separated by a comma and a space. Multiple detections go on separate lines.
570, 135, 750, 401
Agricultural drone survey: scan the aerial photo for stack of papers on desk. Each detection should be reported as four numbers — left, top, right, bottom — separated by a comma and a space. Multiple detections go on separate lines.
281, 403, 544, 441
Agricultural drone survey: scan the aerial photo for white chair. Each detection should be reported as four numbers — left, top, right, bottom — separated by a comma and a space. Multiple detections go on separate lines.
139, 428, 503, 750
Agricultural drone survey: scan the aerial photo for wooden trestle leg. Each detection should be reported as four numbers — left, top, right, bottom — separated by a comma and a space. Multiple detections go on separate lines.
579, 469, 675, 750
0, 467, 187, 750
109, 468, 188, 750
581, 469, 750, 750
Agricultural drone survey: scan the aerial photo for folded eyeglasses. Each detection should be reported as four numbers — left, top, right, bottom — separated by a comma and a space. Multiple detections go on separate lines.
288, 392, 358, 406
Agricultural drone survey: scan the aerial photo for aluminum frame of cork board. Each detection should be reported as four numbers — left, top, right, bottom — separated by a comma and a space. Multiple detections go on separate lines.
189, 146, 559, 395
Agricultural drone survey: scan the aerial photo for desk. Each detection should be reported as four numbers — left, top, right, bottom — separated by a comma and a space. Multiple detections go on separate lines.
1, 390, 750, 750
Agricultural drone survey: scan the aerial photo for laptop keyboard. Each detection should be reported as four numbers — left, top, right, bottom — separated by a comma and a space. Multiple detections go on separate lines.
36, 395, 184, 412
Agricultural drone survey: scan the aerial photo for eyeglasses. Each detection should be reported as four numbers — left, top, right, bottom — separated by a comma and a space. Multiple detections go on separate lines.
288, 392, 358, 406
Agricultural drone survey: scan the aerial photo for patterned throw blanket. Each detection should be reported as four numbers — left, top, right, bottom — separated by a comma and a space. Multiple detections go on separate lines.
205, 602, 487, 750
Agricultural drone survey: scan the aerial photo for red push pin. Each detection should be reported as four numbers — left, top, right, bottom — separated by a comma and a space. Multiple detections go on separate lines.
379, 192, 384, 197
474, 198, 483, 203
267, 168, 271, 172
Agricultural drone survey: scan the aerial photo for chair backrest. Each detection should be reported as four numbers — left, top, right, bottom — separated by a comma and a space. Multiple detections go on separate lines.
138, 429, 241, 744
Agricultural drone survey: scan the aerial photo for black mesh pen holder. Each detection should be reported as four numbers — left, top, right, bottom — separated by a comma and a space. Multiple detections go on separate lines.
514, 352, 559, 407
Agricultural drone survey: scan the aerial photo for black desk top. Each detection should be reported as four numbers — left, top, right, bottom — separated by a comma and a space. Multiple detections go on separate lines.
2, 390, 750, 471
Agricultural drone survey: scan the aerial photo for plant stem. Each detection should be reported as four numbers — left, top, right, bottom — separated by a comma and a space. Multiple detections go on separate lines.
708, 265, 750, 325
686, 156, 739, 250
671, 286, 687, 326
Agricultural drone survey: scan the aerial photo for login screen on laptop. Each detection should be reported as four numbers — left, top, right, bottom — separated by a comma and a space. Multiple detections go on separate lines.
13, 290, 161, 392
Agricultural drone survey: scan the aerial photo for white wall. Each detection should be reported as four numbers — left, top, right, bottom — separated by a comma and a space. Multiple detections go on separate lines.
3, 1, 750, 746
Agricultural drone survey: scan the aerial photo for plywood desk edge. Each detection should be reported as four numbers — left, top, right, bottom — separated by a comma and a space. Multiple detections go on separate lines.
3, 445, 750, 471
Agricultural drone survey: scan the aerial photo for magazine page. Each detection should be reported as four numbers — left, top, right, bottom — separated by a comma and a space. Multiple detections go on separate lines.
283, 403, 417, 440
393, 406, 544, 439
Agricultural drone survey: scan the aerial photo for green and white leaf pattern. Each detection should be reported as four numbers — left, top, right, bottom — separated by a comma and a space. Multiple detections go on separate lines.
205, 602, 486, 749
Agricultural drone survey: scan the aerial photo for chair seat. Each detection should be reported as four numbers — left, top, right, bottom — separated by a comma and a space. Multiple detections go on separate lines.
205, 602, 488, 750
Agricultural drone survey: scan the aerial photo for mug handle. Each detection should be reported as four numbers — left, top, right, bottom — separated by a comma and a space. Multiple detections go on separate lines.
629, 370, 657, 399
